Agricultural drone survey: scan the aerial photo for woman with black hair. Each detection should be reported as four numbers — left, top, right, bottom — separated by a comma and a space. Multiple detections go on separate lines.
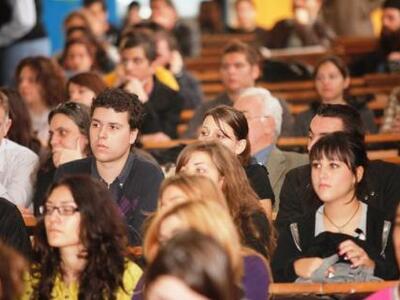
23, 175, 142, 299
272, 132, 398, 282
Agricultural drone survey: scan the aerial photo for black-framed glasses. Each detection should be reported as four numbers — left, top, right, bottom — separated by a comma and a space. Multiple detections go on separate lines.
39, 205, 80, 216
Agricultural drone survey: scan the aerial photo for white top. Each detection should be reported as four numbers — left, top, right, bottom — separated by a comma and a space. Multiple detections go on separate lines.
0, 0, 36, 47
315, 202, 368, 238
0, 138, 39, 210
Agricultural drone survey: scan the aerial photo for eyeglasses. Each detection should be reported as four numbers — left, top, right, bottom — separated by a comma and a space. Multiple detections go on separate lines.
39, 205, 80, 216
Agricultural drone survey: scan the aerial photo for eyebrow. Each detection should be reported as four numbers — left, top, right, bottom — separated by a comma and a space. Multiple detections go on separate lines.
46, 200, 76, 205
91, 118, 123, 127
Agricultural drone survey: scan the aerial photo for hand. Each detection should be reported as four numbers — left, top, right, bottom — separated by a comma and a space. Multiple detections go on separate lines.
169, 50, 184, 75
338, 239, 375, 269
388, 51, 400, 61
123, 78, 149, 103
52, 137, 85, 168
294, 257, 323, 278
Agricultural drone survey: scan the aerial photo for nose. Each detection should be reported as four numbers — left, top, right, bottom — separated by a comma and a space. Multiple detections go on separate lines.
50, 133, 60, 148
98, 125, 107, 139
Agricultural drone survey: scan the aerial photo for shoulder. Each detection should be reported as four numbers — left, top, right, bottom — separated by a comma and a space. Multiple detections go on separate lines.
2, 139, 38, 162
56, 157, 92, 178
0, 197, 19, 213
286, 164, 310, 179
368, 160, 400, 175
122, 260, 143, 293
278, 149, 309, 165
245, 163, 268, 176
131, 155, 163, 177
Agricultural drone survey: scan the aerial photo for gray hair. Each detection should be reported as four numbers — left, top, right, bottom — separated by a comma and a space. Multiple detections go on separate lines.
239, 87, 283, 137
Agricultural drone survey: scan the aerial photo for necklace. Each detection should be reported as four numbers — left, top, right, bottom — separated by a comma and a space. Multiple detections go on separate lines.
323, 201, 361, 233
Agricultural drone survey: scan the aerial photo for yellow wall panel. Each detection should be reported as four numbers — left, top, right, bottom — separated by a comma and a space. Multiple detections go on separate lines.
254, 0, 293, 29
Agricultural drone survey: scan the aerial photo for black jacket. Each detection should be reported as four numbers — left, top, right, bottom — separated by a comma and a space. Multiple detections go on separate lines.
272, 206, 398, 282
55, 154, 164, 246
276, 160, 400, 231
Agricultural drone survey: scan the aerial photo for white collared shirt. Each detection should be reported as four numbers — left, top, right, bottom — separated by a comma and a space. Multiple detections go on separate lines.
0, 138, 39, 210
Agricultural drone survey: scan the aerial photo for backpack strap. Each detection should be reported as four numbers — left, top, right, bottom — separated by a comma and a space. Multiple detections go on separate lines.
290, 222, 302, 252
380, 220, 392, 258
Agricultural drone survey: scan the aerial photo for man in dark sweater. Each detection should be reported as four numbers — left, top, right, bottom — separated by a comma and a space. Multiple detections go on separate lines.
276, 104, 400, 231
55, 89, 164, 246
118, 29, 183, 143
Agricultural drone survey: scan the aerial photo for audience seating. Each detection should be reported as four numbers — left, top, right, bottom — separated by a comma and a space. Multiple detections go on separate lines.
270, 280, 398, 299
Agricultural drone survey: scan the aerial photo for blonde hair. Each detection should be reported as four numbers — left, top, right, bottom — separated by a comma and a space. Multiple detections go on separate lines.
159, 173, 227, 210
144, 200, 243, 282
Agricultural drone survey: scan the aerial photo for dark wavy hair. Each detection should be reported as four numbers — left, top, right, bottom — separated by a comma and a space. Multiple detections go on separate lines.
310, 131, 368, 201
91, 88, 144, 131
16, 56, 66, 107
31, 175, 129, 299
0, 87, 41, 155
144, 230, 240, 300
203, 105, 251, 165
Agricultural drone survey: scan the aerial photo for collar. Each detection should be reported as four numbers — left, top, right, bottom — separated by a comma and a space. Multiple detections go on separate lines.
91, 153, 135, 187
253, 144, 274, 165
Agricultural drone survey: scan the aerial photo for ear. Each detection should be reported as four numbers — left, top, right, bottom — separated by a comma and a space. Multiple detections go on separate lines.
355, 166, 364, 183
3, 117, 11, 136
343, 77, 351, 89
129, 129, 138, 145
234, 139, 247, 156
251, 65, 260, 81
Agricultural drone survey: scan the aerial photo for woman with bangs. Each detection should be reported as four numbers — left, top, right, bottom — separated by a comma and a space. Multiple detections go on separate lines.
198, 105, 274, 218
142, 200, 271, 300
175, 141, 275, 260
23, 175, 142, 299
272, 132, 398, 282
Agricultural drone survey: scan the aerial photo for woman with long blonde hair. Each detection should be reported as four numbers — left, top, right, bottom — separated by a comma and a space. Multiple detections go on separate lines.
143, 200, 271, 300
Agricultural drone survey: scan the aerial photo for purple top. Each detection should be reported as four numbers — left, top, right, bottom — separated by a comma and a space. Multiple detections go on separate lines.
243, 255, 270, 300
131, 254, 270, 300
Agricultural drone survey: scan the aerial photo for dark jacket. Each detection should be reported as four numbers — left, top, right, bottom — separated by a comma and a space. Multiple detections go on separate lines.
0, 197, 32, 258
276, 160, 400, 231
143, 77, 184, 139
54, 154, 164, 246
272, 206, 398, 282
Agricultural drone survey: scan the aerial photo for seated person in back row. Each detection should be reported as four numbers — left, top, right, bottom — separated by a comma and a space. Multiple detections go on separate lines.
184, 40, 294, 138
55, 88, 164, 246
277, 104, 400, 231
115, 29, 184, 143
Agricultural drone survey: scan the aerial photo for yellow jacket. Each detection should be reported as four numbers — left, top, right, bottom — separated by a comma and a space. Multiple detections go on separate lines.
103, 67, 179, 91
21, 260, 142, 300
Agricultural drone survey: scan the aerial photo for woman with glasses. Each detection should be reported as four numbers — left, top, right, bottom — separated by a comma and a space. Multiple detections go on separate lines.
32, 102, 90, 216
198, 105, 274, 218
23, 175, 142, 299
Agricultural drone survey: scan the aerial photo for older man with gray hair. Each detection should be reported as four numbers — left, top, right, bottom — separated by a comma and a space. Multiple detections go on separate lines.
234, 87, 308, 211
